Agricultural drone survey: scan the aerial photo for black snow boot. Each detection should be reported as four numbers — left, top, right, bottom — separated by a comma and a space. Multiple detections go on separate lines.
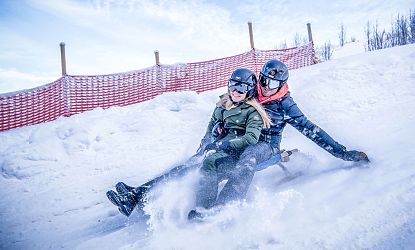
115, 182, 148, 209
106, 190, 137, 217
187, 209, 203, 221
115, 182, 135, 194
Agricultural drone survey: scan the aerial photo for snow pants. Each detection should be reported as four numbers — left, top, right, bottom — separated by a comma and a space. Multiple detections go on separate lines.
195, 142, 275, 209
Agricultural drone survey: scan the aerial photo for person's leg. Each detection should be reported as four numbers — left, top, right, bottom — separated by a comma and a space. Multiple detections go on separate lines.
195, 152, 236, 209
112, 153, 205, 211
215, 142, 274, 205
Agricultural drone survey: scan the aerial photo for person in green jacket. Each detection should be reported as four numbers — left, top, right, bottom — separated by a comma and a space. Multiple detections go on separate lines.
107, 68, 270, 218
188, 68, 271, 220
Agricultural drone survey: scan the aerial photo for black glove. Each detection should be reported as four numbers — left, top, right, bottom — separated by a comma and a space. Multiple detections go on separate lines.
204, 140, 233, 153
196, 136, 211, 154
343, 150, 370, 162
212, 121, 229, 140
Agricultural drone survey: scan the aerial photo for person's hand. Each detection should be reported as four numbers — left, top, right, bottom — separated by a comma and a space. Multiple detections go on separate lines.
344, 150, 370, 162
212, 122, 224, 138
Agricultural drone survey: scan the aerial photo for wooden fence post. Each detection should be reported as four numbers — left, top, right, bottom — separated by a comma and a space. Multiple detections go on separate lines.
307, 23, 320, 64
307, 23, 313, 43
60, 42, 67, 76
248, 22, 255, 49
154, 50, 160, 65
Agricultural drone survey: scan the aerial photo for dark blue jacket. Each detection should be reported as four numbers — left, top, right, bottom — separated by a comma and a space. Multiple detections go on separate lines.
260, 92, 346, 158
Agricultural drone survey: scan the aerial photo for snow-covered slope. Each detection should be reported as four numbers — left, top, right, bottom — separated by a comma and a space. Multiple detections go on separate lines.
331, 41, 367, 60
1, 44, 415, 249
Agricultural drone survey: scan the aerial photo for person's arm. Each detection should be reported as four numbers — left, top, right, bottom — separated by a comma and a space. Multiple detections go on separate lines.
283, 94, 348, 157
204, 108, 264, 154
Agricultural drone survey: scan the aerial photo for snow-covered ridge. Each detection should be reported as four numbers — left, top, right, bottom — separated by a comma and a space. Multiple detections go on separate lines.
1, 44, 415, 249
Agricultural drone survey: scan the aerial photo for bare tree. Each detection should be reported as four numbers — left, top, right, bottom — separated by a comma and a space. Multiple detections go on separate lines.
365, 10, 415, 51
317, 41, 333, 61
396, 14, 409, 45
374, 21, 386, 49
274, 40, 288, 50
367, 20, 394, 50
410, 9, 415, 43
338, 23, 346, 46
365, 21, 371, 51
293, 33, 307, 47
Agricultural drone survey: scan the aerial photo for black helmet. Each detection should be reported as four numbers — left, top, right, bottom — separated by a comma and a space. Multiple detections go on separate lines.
259, 60, 289, 90
228, 68, 257, 99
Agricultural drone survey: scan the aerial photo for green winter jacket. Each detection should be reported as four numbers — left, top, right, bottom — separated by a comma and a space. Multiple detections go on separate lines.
205, 101, 264, 153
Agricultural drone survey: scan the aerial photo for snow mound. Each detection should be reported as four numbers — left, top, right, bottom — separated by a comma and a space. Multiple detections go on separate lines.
1, 44, 415, 249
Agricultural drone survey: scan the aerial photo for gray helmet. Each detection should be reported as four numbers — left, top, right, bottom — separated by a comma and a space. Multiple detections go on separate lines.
259, 60, 289, 90
228, 68, 257, 99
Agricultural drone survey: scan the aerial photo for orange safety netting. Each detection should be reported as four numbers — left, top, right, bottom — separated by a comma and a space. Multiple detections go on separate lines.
0, 43, 314, 132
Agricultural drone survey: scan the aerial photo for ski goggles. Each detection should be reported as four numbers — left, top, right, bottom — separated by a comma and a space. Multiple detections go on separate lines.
259, 73, 285, 90
228, 79, 250, 94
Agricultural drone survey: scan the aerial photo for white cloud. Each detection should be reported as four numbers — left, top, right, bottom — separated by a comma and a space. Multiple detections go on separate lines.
24, 0, 247, 65
1, 0, 414, 93
0, 68, 57, 93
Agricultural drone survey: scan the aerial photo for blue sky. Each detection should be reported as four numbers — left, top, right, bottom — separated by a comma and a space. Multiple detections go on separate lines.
0, 0, 414, 93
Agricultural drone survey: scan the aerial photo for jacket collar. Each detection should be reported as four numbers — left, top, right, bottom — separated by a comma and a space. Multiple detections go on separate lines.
257, 83, 289, 104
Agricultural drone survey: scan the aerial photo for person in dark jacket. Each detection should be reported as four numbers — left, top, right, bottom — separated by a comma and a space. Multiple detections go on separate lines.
212, 59, 370, 206
259, 59, 368, 161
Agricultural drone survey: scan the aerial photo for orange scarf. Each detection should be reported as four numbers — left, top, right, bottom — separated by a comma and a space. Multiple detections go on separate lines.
257, 83, 289, 104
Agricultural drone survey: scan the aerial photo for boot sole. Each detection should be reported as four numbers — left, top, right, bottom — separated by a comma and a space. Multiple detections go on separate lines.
118, 205, 133, 217
106, 190, 120, 207
106, 190, 134, 217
